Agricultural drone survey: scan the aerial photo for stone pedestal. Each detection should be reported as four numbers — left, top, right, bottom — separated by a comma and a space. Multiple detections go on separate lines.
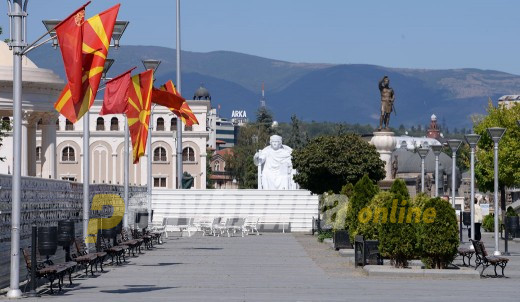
370, 131, 397, 180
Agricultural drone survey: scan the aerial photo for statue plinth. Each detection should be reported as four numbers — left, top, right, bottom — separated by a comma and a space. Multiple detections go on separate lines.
370, 131, 397, 180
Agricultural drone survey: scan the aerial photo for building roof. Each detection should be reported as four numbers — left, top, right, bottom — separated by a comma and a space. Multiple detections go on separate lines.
393, 147, 453, 174
216, 148, 233, 157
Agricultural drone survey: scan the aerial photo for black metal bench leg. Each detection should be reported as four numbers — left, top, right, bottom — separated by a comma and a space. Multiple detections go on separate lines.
99, 258, 104, 272
501, 263, 506, 277
90, 262, 95, 276
494, 264, 498, 277
68, 270, 73, 285
48, 277, 55, 295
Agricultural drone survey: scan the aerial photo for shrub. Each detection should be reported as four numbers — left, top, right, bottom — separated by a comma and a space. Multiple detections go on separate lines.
506, 206, 518, 217
416, 197, 459, 269
389, 179, 410, 202
482, 214, 495, 232
378, 194, 416, 267
333, 203, 349, 230
355, 191, 394, 240
340, 183, 354, 198
345, 175, 379, 241
317, 230, 333, 242
321, 192, 348, 226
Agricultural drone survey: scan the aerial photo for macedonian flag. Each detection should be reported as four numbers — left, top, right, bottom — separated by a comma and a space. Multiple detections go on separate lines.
126, 70, 154, 164
54, 4, 120, 123
159, 80, 199, 126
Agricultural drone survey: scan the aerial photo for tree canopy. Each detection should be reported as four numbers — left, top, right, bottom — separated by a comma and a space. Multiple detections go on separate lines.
291, 133, 385, 194
473, 102, 520, 193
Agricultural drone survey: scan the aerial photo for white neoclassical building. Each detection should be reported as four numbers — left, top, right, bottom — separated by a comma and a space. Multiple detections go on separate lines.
0, 41, 211, 189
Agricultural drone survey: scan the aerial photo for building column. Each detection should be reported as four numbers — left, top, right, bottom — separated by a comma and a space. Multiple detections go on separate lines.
26, 113, 37, 176
21, 112, 28, 176
112, 153, 117, 184
41, 113, 58, 179
171, 153, 176, 189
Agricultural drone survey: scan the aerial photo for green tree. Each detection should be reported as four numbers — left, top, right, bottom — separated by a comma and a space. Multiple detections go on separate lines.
225, 123, 270, 189
356, 191, 394, 240
292, 134, 385, 194
473, 102, 520, 211
345, 175, 379, 241
389, 178, 410, 202
256, 106, 274, 133
286, 114, 306, 149
206, 151, 214, 189
416, 197, 459, 269
378, 195, 417, 268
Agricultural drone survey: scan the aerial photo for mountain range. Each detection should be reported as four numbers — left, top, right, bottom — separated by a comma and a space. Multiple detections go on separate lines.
27, 45, 520, 128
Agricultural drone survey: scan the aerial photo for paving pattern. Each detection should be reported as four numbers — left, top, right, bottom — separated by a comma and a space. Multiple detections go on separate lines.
3, 231, 520, 302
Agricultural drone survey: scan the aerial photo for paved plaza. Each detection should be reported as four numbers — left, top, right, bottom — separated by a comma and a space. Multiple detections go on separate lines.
3, 232, 520, 302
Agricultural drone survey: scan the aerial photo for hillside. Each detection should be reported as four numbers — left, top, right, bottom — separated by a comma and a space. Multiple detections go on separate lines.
28, 45, 520, 128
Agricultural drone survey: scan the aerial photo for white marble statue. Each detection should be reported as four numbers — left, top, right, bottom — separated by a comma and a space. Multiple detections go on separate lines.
254, 135, 296, 190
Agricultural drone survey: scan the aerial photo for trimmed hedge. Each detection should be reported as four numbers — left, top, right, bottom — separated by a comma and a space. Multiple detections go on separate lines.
416, 197, 459, 269
355, 191, 394, 240
345, 175, 379, 242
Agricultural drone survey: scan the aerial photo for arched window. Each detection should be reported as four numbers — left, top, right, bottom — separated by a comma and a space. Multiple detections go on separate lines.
170, 118, 177, 131
36, 147, 42, 161
110, 117, 119, 131
214, 161, 220, 172
62, 146, 75, 162
153, 146, 167, 162
182, 147, 195, 162
96, 117, 105, 131
156, 117, 165, 131
65, 119, 74, 130
36, 118, 42, 130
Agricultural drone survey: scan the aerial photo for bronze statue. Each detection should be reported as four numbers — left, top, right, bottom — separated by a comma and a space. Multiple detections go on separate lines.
391, 155, 398, 179
378, 76, 395, 130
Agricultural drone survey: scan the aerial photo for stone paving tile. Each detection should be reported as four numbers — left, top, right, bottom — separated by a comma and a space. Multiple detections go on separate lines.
2, 232, 519, 301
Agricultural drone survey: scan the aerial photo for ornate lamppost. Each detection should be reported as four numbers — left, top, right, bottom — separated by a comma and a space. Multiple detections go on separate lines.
431, 145, 443, 197
464, 134, 480, 245
487, 127, 506, 256
417, 147, 430, 193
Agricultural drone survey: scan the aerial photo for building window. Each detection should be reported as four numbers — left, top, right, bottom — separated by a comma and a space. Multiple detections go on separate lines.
62, 176, 76, 182
36, 119, 42, 130
154, 177, 167, 188
156, 117, 165, 131
110, 117, 119, 131
184, 125, 192, 131
171, 118, 177, 131
36, 146, 42, 161
62, 146, 75, 162
96, 117, 105, 131
65, 119, 74, 131
182, 147, 195, 162
153, 147, 167, 162
214, 161, 220, 172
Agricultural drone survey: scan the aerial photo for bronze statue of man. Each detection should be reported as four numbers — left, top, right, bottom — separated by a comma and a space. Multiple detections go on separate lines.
378, 76, 395, 130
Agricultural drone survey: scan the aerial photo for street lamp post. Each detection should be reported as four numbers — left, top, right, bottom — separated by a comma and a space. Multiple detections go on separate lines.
447, 140, 462, 208
142, 60, 161, 224
417, 147, 430, 193
465, 134, 481, 246
487, 127, 506, 256
431, 145, 443, 197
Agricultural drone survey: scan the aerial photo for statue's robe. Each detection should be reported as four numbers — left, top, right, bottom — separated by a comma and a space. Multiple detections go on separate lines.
257, 145, 293, 190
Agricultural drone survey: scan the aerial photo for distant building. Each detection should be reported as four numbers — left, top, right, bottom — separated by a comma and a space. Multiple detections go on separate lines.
426, 114, 441, 140
498, 95, 520, 109
209, 148, 237, 189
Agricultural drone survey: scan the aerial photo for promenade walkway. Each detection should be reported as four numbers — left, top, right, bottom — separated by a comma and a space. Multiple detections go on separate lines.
7, 232, 520, 302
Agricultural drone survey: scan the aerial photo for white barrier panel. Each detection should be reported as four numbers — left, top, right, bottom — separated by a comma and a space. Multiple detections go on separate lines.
152, 189, 319, 232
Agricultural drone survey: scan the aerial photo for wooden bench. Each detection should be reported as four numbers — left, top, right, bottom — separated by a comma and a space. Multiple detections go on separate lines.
73, 238, 104, 275
457, 247, 475, 266
99, 236, 127, 265
470, 239, 509, 277
22, 248, 74, 294
120, 228, 142, 256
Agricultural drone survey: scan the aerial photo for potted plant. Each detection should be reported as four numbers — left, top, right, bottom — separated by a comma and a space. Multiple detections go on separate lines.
333, 203, 352, 250
505, 207, 519, 239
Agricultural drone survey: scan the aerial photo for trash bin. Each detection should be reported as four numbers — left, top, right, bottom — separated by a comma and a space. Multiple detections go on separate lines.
38, 226, 58, 257
135, 211, 149, 229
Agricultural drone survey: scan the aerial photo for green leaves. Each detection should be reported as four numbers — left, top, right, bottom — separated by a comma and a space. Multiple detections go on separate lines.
292, 133, 385, 194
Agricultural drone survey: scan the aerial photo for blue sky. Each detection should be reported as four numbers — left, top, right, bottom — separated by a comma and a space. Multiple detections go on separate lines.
2, 0, 520, 74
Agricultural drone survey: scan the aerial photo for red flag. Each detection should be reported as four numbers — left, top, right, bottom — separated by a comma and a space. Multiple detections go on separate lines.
54, 4, 120, 123
151, 87, 184, 110
100, 67, 136, 115
126, 70, 154, 163
159, 80, 199, 126
54, 1, 91, 104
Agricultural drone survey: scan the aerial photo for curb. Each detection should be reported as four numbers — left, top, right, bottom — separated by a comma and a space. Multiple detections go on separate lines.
362, 265, 481, 279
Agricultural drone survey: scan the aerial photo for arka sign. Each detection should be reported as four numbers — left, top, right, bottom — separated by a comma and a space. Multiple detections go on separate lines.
231, 110, 247, 118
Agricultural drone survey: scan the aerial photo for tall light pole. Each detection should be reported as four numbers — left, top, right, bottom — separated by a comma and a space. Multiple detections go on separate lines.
417, 147, 430, 193
176, 0, 183, 189
465, 133, 481, 245
142, 59, 161, 223
7, 0, 26, 297
487, 127, 506, 256
431, 145, 443, 197
447, 139, 462, 208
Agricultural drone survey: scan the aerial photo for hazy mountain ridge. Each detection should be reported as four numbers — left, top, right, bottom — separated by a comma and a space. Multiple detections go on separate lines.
27, 45, 520, 128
